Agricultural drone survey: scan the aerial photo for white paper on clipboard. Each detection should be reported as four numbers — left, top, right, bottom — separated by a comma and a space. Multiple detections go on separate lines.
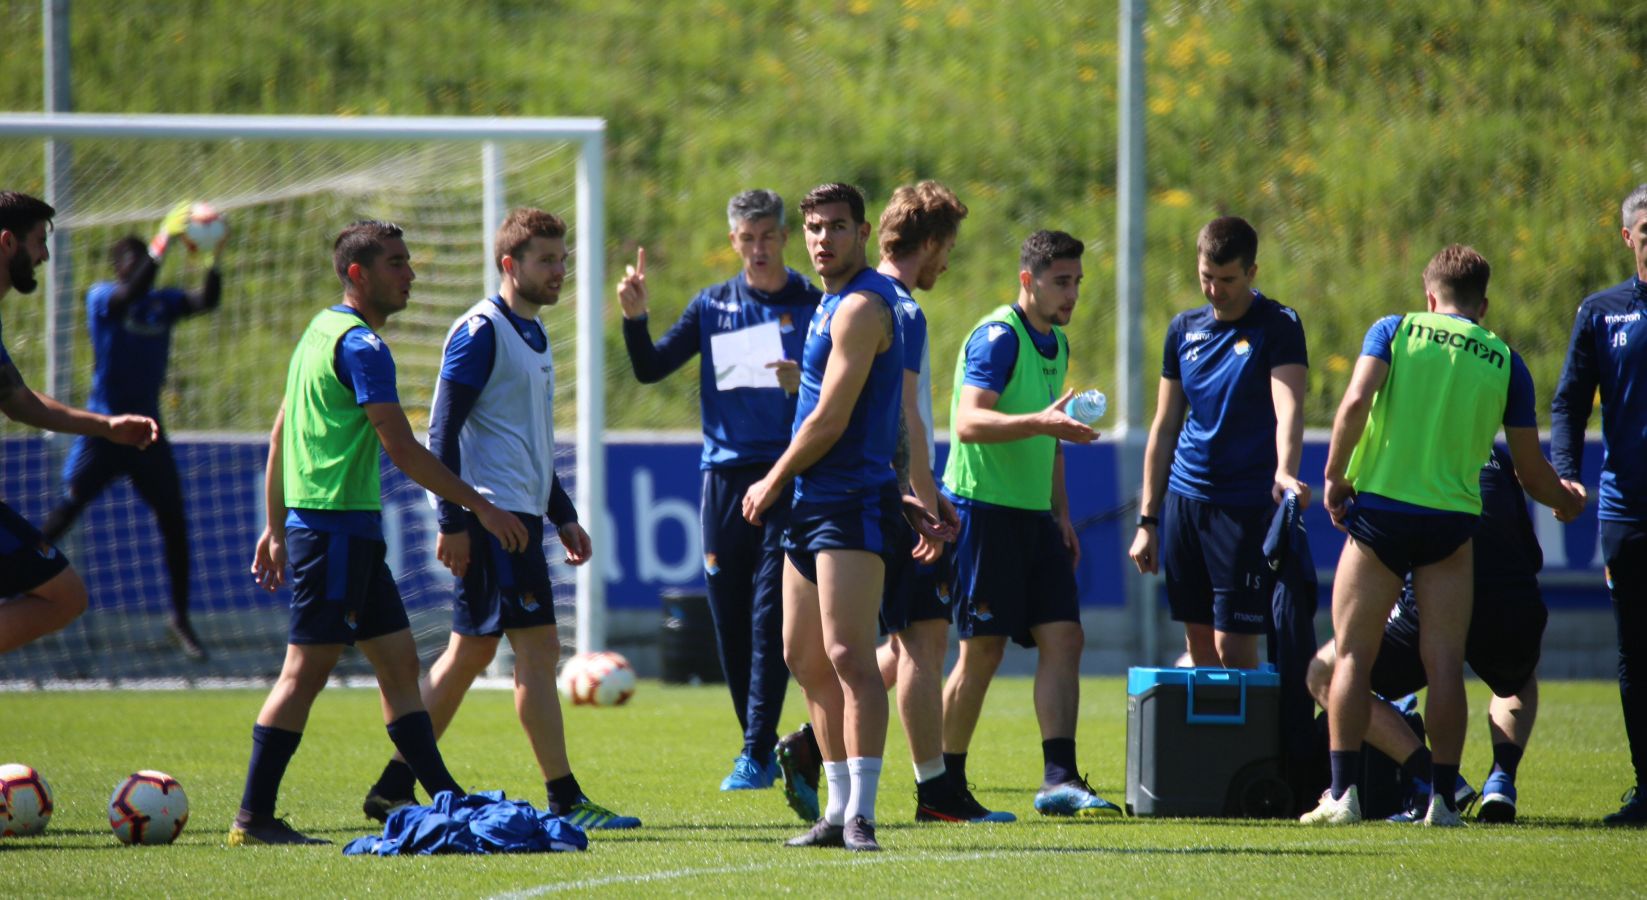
709, 321, 785, 390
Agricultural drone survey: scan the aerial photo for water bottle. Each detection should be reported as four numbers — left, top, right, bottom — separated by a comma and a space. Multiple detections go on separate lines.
1064, 389, 1107, 425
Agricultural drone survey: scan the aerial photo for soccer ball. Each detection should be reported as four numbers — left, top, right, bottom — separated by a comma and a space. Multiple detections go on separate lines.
183, 202, 227, 253
557, 651, 637, 707
0, 763, 54, 836
108, 770, 189, 845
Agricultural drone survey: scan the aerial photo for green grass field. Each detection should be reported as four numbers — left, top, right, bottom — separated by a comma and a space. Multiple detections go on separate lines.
3, 677, 1643, 897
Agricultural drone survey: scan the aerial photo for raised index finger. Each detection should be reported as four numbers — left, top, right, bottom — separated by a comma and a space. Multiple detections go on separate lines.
636, 246, 645, 276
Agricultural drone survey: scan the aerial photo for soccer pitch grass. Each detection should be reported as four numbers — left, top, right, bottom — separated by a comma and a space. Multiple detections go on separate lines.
4, 677, 1643, 897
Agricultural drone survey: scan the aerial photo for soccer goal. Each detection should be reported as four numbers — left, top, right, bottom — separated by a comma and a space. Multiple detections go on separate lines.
0, 113, 607, 684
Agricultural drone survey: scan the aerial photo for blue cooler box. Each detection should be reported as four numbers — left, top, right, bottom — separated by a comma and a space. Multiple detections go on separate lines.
1125, 666, 1293, 818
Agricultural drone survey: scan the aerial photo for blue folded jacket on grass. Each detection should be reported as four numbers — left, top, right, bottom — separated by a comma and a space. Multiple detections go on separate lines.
343, 790, 589, 856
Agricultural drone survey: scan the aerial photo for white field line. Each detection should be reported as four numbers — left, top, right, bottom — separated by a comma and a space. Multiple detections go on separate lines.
489, 831, 1612, 898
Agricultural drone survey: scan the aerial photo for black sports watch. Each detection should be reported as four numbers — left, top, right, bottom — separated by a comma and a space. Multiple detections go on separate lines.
1137, 514, 1159, 528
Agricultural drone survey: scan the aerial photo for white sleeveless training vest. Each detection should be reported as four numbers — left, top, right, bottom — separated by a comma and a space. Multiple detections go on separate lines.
430, 298, 556, 516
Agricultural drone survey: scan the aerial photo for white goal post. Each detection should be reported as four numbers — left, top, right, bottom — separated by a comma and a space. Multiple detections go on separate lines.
0, 112, 610, 660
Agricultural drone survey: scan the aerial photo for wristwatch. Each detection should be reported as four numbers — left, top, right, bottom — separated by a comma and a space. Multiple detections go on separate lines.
1137, 514, 1159, 528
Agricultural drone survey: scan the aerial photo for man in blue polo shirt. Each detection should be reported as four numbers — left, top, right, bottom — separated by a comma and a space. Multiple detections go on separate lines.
619, 189, 821, 794
1552, 183, 1647, 826
1130, 217, 1309, 668
42, 206, 224, 660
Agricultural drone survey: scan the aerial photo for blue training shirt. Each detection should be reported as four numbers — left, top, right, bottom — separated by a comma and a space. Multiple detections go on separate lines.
621, 268, 821, 470
961, 304, 1062, 395
85, 281, 190, 419
1354, 312, 1537, 515
1551, 277, 1647, 523
1163, 292, 1308, 506
792, 267, 904, 503
285, 305, 399, 538
891, 277, 937, 462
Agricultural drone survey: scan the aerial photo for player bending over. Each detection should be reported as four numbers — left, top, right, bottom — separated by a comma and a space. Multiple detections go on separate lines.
43, 202, 226, 660
1305, 244, 1582, 827
362, 209, 638, 831
0, 191, 158, 655
1307, 446, 1545, 823
233, 220, 528, 845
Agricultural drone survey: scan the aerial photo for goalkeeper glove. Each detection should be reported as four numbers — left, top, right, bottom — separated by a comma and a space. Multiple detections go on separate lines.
148, 200, 194, 261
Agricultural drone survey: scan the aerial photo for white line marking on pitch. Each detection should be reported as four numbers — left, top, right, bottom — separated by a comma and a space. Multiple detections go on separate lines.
490, 850, 1004, 898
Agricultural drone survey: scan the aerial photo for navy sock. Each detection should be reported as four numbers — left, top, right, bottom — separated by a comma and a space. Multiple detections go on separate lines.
547, 773, 583, 815
749, 735, 777, 765
1399, 745, 1432, 787
1432, 763, 1461, 811
944, 752, 968, 787
1329, 750, 1359, 801
1490, 742, 1525, 781
238, 724, 302, 818
1042, 738, 1079, 788
372, 759, 418, 800
385, 711, 463, 799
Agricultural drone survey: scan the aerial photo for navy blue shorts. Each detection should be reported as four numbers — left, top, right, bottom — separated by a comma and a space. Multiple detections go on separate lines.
1373, 578, 1546, 699
286, 526, 409, 645
0, 500, 71, 597
1160, 492, 1271, 635
452, 512, 556, 637
881, 550, 953, 636
784, 482, 912, 585
949, 501, 1078, 648
1345, 502, 1478, 577
61, 435, 183, 514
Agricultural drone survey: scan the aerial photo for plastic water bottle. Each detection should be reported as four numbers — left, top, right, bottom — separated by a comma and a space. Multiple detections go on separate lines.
1064, 389, 1107, 425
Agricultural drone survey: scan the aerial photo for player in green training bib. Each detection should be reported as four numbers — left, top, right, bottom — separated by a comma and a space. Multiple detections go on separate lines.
230, 221, 528, 846
1305, 245, 1584, 827
938, 230, 1122, 818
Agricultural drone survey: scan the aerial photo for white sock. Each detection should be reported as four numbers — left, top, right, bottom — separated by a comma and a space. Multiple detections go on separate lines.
822, 760, 850, 826
846, 756, 883, 823
914, 756, 946, 785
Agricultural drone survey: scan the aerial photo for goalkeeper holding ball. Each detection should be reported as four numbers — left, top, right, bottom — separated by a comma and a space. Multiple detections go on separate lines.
41, 201, 225, 660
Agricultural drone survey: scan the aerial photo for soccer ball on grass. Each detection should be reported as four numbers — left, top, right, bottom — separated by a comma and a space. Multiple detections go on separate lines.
108, 770, 189, 845
557, 651, 637, 707
0, 763, 54, 836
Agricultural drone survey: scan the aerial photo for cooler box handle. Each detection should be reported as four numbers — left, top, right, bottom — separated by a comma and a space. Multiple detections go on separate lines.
1185, 668, 1247, 725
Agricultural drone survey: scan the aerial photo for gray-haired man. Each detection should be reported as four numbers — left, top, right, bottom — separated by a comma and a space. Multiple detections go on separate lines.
619, 190, 822, 792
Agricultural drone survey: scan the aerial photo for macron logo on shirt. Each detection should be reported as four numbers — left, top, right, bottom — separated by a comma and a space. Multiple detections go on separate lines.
361, 333, 383, 351
986, 324, 1009, 343
467, 316, 486, 336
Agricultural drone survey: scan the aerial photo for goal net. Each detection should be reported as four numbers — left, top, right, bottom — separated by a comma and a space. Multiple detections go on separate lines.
0, 115, 606, 685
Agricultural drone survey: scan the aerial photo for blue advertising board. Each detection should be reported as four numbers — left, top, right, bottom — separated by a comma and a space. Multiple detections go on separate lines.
0, 435, 1612, 614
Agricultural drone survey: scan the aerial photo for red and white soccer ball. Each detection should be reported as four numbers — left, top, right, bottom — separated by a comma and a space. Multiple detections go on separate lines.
0, 763, 54, 837
557, 651, 637, 707
183, 202, 227, 253
108, 770, 189, 846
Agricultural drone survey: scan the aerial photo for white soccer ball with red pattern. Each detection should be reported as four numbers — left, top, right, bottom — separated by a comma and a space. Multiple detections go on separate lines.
183, 202, 227, 253
108, 770, 189, 845
0, 763, 54, 836
557, 651, 637, 707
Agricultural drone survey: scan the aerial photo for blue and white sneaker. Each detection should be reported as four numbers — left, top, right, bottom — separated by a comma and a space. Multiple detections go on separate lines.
1477, 770, 1517, 823
1033, 777, 1123, 818
1388, 774, 1477, 823
776, 724, 822, 822
564, 796, 642, 830
720, 753, 780, 791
